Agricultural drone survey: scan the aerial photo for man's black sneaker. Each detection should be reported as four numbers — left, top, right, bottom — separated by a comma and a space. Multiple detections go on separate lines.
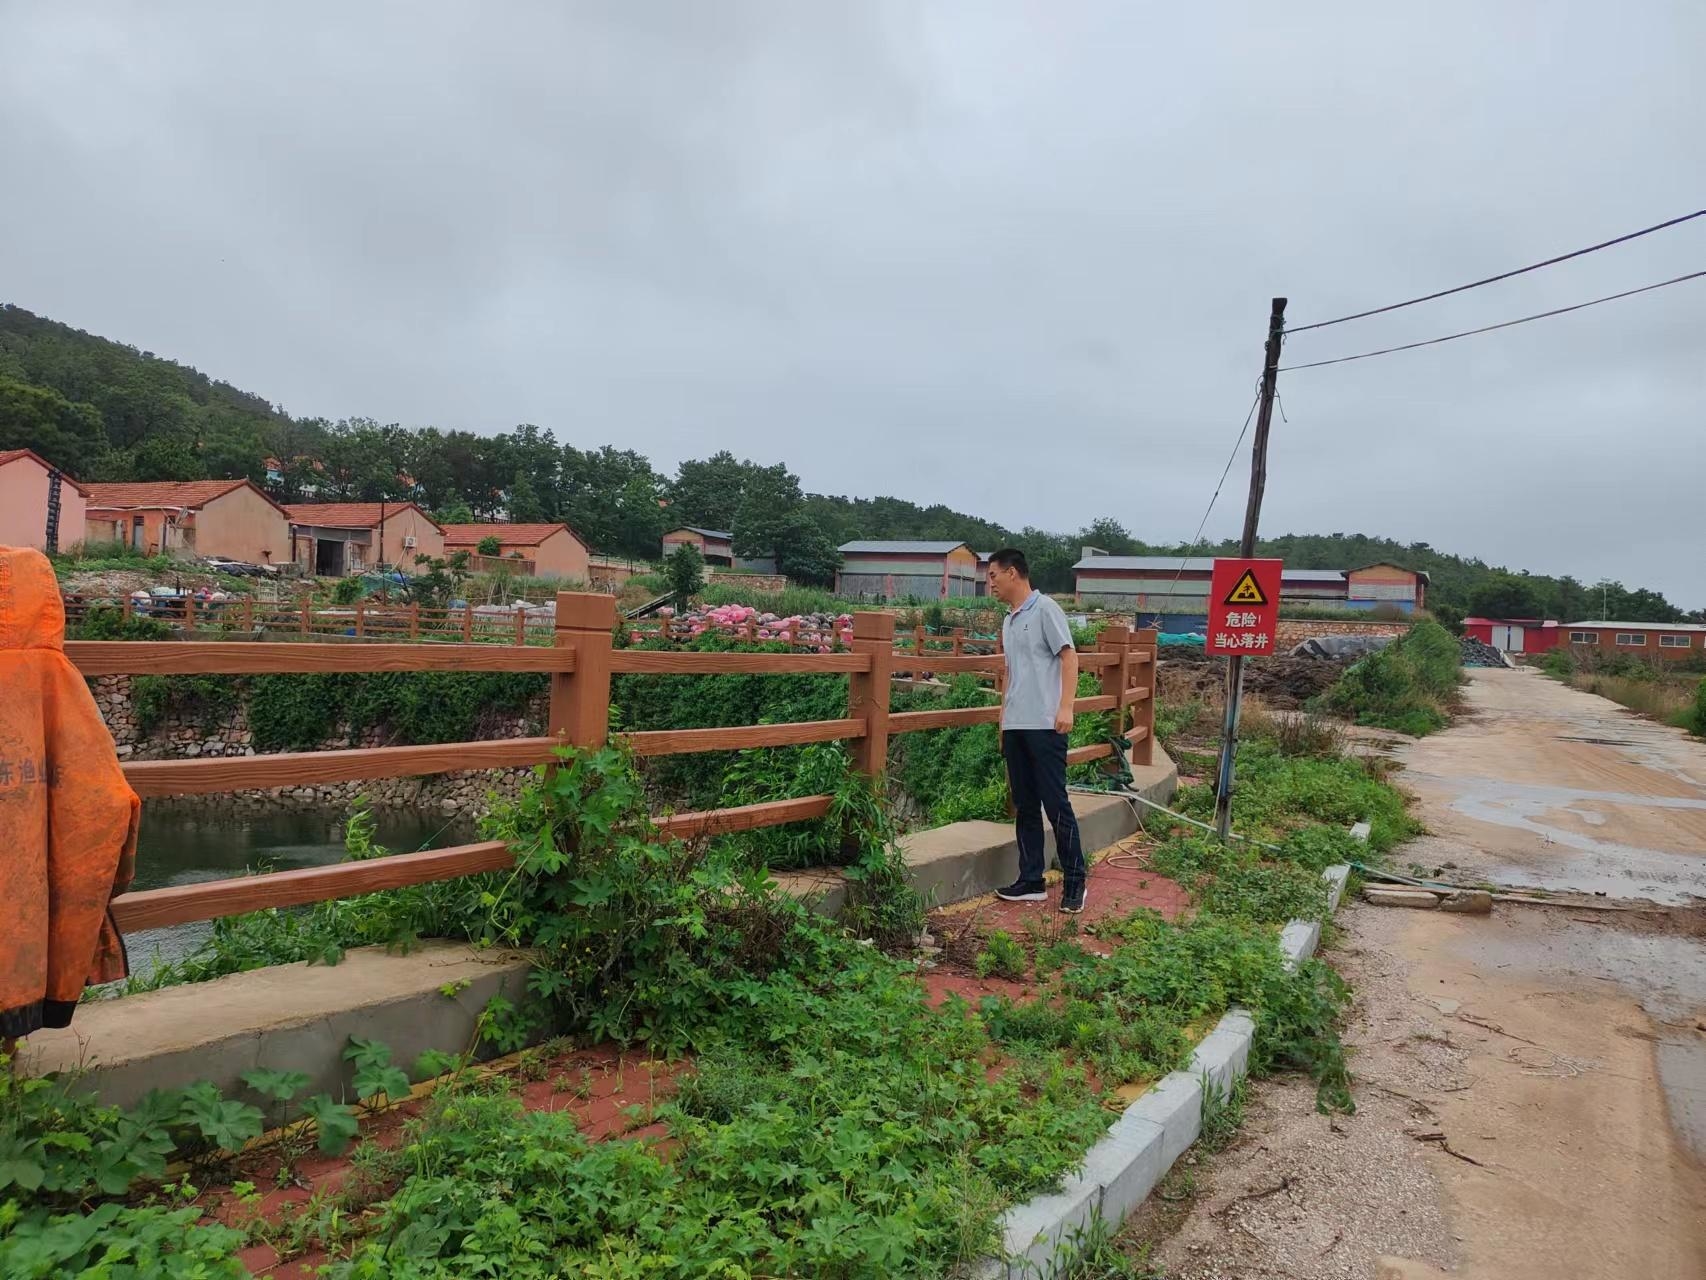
996, 880, 1047, 902
1060, 883, 1088, 914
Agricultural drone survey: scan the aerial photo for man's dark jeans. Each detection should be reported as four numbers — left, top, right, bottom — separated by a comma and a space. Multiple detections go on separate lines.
1002, 729, 1086, 887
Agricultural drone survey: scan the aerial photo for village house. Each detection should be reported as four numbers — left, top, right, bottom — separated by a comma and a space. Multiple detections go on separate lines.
441, 522, 591, 581
83, 478, 291, 565
0, 448, 87, 554
285, 502, 445, 577
835, 540, 979, 599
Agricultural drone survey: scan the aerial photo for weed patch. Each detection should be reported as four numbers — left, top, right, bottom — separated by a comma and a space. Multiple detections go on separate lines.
1316, 619, 1459, 735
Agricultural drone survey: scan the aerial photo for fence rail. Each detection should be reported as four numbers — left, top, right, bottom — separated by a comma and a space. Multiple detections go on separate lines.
68, 594, 1157, 932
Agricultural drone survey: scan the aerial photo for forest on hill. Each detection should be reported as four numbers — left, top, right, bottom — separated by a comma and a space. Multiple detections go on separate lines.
1, 303, 1695, 620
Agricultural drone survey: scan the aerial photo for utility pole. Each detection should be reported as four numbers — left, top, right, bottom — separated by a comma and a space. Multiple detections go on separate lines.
1213, 296, 1288, 841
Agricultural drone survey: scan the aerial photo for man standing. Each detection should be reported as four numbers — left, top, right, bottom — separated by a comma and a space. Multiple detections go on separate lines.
985, 548, 1087, 912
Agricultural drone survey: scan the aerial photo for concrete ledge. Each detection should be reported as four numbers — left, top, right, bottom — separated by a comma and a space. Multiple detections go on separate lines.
982, 859, 1350, 1278
902, 747, 1177, 908
21, 941, 534, 1109
775, 747, 1178, 917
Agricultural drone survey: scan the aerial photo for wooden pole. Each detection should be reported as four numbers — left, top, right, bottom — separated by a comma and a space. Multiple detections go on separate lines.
1214, 297, 1287, 840
1129, 628, 1157, 768
462, 603, 474, 643
1098, 624, 1130, 740
514, 607, 527, 647
354, 600, 365, 638
243, 596, 255, 633
300, 594, 311, 636
848, 611, 894, 782
550, 592, 616, 747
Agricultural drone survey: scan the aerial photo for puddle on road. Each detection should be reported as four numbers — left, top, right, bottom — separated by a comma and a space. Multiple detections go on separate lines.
1407, 773, 1706, 904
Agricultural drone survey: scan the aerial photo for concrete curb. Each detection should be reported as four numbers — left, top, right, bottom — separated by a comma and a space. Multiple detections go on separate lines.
980, 857, 1355, 1279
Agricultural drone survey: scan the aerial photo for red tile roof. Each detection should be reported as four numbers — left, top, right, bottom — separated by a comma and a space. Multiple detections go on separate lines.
84, 478, 282, 511
440, 522, 581, 548
0, 449, 91, 495
284, 502, 443, 532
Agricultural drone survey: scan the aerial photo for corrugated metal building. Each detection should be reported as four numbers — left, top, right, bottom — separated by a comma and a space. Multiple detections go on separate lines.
1073, 555, 1428, 627
835, 540, 980, 599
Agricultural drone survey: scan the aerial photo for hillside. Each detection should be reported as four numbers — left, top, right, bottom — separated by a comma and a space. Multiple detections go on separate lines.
0, 303, 1694, 619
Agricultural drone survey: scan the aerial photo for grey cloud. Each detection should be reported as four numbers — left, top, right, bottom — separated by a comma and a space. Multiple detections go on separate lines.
1, 0, 1701, 602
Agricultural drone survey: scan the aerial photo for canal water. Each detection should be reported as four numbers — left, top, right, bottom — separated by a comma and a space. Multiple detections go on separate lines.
121, 804, 476, 979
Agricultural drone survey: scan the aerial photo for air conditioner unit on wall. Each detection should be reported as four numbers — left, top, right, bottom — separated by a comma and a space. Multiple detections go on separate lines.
402, 535, 417, 549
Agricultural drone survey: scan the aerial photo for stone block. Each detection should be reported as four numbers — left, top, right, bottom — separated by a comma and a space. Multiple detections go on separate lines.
1082, 1111, 1168, 1223
1279, 919, 1321, 969
1125, 1071, 1202, 1169
1000, 1168, 1104, 1278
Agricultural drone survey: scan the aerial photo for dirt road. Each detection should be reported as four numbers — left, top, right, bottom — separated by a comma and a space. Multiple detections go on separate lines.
1122, 668, 1706, 1279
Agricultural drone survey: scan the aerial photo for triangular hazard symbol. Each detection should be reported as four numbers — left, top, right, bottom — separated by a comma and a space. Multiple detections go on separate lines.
1224, 569, 1267, 607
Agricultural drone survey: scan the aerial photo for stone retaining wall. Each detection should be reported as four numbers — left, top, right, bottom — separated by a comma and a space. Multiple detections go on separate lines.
87, 674, 546, 817
1273, 618, 1410, 649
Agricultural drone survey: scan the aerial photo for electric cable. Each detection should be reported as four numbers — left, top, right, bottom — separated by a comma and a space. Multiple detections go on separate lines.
1280, 268, 1706, 372
1287, 207, 1706, 333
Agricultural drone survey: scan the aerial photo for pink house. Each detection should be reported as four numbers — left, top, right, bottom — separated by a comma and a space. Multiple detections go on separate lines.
0, 449, 88, 554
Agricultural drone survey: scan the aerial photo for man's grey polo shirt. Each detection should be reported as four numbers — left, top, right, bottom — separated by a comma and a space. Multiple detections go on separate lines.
1000, 590, 1075, 730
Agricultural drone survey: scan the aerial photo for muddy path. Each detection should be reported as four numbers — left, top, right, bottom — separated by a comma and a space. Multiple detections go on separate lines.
1121, 667, 1706, 1279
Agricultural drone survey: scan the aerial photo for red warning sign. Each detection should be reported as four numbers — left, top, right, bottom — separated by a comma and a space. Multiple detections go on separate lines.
1206, 558, 1282, 656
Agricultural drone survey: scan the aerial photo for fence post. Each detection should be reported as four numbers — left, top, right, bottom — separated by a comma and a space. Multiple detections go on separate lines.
848, 611, 894, 782
913, 624, 924, 656
354, 600, 365, 638
300, 594, 311, 636
953, 627, 965, 656
514, 607, 527, 647
1128, 628, 1157, 767
1097, 624, 1130, 743
243, 596, 255, 632
184, 594, 196, 631
122, 594, 133, 624
462, 604, 474, 643
550, 592, 616, 747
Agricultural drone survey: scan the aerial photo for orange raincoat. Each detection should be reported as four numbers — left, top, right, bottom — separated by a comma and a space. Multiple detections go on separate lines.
0, 546, 138, 1039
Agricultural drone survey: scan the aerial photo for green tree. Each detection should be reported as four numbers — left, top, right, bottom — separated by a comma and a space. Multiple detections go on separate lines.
507, 468, 545, 522
774, 513, 841, 586
436, 499, 475, 524
131, 432, 207, 482
561, 445, 666, 558
732, 462, 806, 566
670, 450, 751, 530
1469, 574, 1543, 619
0, 375, 109, 474
476, 534, 503, 556
665, 543, 705, 605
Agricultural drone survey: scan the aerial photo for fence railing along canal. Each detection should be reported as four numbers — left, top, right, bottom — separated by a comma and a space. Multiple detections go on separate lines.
67, 593, 1157, 935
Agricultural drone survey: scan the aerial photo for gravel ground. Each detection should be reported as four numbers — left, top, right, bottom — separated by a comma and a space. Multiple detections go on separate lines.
1116, 904, 1461, 1279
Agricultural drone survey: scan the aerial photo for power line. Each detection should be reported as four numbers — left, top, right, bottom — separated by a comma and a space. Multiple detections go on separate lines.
1161, 388, 1261, 604
1287, 207, 1706, 334
1280, 268, 1706, 372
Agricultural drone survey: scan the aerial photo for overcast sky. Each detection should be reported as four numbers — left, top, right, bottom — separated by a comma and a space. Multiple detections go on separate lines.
3, 2, 1701, 603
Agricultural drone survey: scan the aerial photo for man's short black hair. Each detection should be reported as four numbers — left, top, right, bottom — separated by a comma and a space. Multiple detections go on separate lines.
988, 547, 1029, 578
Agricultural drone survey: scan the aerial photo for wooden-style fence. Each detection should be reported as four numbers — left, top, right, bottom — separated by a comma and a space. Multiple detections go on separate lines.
67, 594, 1009, 658
64, 594, 558, 646
65, 594, 1156, 935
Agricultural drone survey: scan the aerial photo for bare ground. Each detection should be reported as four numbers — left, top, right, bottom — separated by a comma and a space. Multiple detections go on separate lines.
1114, 668, 1706, 1279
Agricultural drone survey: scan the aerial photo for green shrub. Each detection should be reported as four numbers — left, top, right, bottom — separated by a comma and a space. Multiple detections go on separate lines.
1686, 677, 1706, 738
331, 575, 364, 605
64, 604, 174, 641
1316, 619, 1459, 735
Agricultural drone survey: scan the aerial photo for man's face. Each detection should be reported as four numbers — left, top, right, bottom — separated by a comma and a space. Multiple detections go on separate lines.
988, 562, 1023, 604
